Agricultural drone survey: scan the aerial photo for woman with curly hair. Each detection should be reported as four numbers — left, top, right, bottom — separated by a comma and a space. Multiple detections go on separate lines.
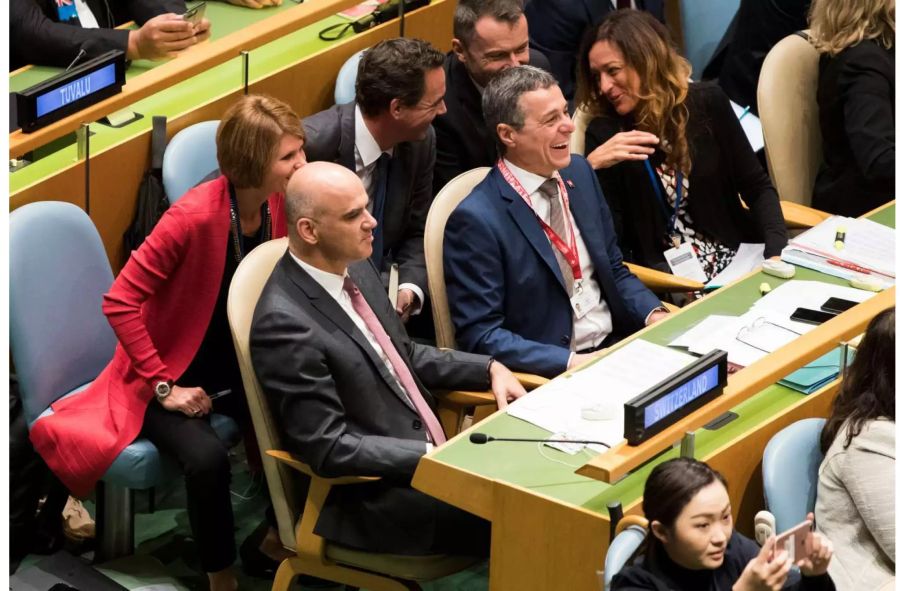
816, 307, 895, 591
577, 9, 787, 282
810, 0, 894, 217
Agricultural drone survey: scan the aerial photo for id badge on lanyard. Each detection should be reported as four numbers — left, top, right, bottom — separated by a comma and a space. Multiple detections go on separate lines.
497, 161, 595, 318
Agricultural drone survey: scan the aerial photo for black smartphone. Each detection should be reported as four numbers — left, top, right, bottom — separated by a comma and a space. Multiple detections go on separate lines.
821, 297, 860, 314
182, 1, 207, 25
790, 307, 837, 325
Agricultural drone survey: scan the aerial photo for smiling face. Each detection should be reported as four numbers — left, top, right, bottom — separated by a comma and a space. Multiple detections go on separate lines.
499, 84, 573, 177
393, 67, 447, 142
652, 480, 733, 570
588, 40, 642, 116
261, 134, 306, 195
455, 15, 531, 88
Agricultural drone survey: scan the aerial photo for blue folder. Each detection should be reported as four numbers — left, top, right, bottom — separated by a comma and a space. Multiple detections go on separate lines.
778, 348, 853, 394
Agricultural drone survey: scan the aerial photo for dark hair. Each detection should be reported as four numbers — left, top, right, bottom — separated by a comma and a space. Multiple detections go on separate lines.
355, 38, 445, 118
453, 0, 525, 47
575, 9, 693, 175
482, 65, 557, 155
641, 458, 728, 561
820, 307, 895, 452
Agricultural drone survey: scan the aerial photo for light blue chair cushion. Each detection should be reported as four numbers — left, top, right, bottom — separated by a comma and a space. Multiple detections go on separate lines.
763, 418, 826, 533
679, 0, 740, 74
604, 525, 646, 590
334, 49, 366, 105
162, 120, 220, 204
10, 201, 117, 426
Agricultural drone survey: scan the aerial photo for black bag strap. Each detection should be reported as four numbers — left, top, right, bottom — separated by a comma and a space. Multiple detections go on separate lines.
150, 115, 167, 173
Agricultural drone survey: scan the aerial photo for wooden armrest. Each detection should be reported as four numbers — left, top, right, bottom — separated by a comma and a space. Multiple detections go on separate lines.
626, 262, 705, 293
661, 301, 680, 313
781, 201, 830, 229
440, 390, 496, 406
266, 450, 380, 485
615, 514, 649, 536
512, 371, 549, 389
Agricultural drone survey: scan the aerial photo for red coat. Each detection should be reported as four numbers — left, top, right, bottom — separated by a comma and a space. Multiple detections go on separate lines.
30, 176, 287, 497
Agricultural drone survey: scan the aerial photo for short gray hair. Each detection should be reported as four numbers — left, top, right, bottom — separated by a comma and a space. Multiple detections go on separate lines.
482, 65, 557, 155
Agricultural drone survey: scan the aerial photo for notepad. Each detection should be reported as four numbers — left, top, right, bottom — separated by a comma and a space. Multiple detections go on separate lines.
782, 216, 895, 280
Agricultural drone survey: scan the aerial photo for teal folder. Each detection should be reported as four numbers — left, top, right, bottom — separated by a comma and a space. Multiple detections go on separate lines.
778, 348, 852, 394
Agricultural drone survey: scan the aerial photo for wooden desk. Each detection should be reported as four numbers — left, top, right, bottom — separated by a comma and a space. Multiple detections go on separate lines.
10, 0, 454, 268
412, 204, 895, 591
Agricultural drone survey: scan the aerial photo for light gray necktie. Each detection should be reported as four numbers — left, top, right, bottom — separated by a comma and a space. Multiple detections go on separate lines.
537, 178, 574, 295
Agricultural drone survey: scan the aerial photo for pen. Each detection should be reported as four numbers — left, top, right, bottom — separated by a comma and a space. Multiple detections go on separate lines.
738, 105, 751, 121
825, 258, 869, 274
834, 226, 847, 250
208, 389, 231, 400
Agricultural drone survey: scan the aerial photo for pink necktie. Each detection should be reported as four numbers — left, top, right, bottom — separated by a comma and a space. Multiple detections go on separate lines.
343, 277, 447, 445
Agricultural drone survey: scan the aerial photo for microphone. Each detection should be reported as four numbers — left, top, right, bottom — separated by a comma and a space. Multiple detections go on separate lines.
469, 433, 611, 448
65, 49, 87, 73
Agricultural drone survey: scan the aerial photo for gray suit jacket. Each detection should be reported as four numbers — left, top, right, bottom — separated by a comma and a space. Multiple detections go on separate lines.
250, 253, 491, 553
302, 102, 435, 294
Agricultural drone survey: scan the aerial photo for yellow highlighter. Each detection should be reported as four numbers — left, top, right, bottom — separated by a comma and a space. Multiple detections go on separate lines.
834, 226, 847, 250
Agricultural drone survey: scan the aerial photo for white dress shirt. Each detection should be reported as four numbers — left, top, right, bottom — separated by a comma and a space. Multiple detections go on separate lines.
289, 251, 433, 447
502, 159, 613, 353
353, 106, 424, 310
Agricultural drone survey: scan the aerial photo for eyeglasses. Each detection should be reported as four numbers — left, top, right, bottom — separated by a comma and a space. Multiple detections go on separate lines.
735, 318, 802, 354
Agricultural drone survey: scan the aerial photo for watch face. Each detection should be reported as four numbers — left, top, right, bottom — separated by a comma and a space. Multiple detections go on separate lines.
155, 382, 171, 397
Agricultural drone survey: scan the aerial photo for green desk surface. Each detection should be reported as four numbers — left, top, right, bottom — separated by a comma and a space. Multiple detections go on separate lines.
10, 0, 352, 192
431, 204, 895, 517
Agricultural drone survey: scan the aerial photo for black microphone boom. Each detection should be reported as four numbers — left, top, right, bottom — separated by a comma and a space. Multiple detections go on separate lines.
469, 433, 610, 448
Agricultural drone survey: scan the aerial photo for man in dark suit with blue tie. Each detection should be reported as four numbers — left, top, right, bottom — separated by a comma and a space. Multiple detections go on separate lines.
444, 66, 668, 379
302, 38, 446, 324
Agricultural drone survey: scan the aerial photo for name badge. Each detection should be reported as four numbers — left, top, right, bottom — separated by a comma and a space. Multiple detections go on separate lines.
663, 243, 707, 283
570, 280, 596, 320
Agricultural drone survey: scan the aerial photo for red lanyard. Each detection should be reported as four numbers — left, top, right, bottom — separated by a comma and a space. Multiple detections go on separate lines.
498, 160, 582, 281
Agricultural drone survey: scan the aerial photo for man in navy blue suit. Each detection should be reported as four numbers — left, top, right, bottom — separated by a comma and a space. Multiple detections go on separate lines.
443, 66, 667, 378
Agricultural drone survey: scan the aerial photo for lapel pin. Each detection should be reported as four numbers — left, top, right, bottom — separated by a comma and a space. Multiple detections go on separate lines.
566, 179, 574, 188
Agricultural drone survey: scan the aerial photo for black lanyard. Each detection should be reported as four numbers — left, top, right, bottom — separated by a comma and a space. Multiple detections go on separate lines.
228, 183, 271, 263
643, 160, 683, 235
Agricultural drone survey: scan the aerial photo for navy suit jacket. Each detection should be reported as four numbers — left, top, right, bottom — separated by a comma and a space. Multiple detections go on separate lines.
443, 155, 661, 378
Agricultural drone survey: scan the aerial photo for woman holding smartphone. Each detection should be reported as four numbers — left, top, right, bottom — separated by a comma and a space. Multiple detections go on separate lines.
612, 458, 835, 591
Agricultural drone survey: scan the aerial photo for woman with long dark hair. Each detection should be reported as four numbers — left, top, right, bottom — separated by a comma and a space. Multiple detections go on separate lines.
816, 307, 895, 591
612, 458, 834, 590
577, 10, 787, 282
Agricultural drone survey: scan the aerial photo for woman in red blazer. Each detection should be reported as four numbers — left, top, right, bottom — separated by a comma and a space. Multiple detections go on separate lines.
30, 94, 306, 591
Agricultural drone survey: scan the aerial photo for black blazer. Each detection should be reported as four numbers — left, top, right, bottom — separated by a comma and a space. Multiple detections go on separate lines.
525, 0, 665, 101
431, 49, 551, 196
10, 0, 185, 70
250, 254, 491, 553
586, 82, 787, 271
813, 41, 895, 218
302, 102, 434, 292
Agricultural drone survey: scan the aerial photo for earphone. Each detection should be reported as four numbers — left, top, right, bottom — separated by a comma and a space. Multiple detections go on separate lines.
754, 510, 776, 546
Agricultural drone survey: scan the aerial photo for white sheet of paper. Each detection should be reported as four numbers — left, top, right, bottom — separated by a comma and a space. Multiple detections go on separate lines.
787, 216, 895, 277
507, 339, 695, 448
730, 101, 764, 152
707, 243, 765, 288
750, 280, 876, 317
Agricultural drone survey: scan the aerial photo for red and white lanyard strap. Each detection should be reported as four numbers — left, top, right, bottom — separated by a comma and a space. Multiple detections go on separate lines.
497, 160, 583, 282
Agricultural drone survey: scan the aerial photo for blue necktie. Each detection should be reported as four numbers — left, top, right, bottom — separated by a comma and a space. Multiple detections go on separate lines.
371, 152, 391, 268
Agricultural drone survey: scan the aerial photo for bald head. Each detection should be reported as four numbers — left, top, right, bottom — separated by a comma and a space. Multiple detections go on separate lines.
286, 161, 377, 272
286, 161, 364, 229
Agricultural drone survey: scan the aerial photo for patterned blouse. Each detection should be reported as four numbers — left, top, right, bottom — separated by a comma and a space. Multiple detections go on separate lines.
657, 164, 736, 282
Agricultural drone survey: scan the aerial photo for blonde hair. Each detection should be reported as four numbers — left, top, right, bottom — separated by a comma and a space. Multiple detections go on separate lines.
576, 9, 693, 175
217, 94, 305, 189
809, 0, 895, 56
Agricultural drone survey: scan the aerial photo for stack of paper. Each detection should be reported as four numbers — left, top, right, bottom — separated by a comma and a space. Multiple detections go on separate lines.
506, 339, 696, 451
782, 216, 895, 283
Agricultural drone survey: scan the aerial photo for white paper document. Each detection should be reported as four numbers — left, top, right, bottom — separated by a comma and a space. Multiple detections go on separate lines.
506, 339, 695, 451
707, 243, 765, 288
785, 216, 895, 277
667, 280, 876, 367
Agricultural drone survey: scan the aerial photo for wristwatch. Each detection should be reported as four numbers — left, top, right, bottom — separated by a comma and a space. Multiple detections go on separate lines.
153, 380, 173, 400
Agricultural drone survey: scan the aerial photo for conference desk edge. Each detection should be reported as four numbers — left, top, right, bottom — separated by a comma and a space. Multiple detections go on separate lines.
577, 287, 896, 483
9, 0, 364, 158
